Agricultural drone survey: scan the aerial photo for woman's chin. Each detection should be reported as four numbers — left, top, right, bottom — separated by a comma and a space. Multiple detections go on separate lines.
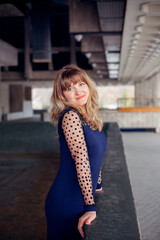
76, 99, 87, 106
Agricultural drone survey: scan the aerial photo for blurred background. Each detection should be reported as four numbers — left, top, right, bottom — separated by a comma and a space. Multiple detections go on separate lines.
0, 0, 160, 240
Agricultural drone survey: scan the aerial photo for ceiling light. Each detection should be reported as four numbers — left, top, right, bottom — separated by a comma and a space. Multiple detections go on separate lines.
130, 50, 135, 54
130, 45, 136, 49
141, 3, 149, 13
74, 34, 83, 42
138, 15, 146, 24
85, 53, 92, 59
108, 64, 119, 70
133, 33, 140, 39
91, 63, 97, 68
109, 74, 118, 79
135, 25, 143, 32
132, 39, 138, 44
109, 70, 118, 75
106, 53, 120, 63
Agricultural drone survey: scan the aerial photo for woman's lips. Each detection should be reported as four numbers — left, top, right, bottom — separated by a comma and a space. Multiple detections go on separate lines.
76, 95, 85, 100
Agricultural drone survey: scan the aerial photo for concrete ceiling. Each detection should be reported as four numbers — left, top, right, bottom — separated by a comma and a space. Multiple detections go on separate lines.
1, 0, 159, 85
119, 0, 160, 84
69, 0, 126, 81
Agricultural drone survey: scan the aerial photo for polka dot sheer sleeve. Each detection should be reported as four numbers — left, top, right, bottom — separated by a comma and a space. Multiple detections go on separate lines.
62, 110, 96, 212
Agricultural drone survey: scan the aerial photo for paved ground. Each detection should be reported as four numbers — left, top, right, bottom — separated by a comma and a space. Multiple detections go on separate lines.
1, 132, 159, 240
0, 153, 60, 240
122, 132, 160, 240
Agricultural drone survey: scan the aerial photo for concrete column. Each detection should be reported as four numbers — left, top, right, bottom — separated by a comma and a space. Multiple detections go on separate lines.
24, 12, 32, 80
70, 35, 77, 65
135, 72, 160, 107
155, 73, 160, 98
0, 66, 2, 121
48, 62, 54, 71
32, 1, 52, 63
135, 81, 144, 106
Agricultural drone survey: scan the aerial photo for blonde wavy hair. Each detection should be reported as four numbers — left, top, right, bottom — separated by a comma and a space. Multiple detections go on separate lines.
50, 65, 103, 131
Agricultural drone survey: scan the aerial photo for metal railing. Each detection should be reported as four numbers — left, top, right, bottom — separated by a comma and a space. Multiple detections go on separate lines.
117, 97, 160, 108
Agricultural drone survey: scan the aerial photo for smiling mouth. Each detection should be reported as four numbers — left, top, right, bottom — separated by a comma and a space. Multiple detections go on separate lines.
76, 95, 85, 100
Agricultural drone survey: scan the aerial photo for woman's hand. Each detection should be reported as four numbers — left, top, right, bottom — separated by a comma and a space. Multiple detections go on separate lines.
96, 187, 103, 192
78, 211, 96, 238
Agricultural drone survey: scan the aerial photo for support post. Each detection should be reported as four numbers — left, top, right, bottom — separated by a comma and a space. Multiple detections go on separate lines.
24, 11, 32, 80
70, 35, 77, 65
32, 1, 52, 63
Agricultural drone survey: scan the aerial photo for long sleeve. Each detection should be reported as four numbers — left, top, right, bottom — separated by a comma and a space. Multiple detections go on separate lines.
96, 167, 102, 190
62, 109, 96, 212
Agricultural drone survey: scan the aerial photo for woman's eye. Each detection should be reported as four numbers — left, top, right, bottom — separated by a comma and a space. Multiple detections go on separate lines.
68, 87, 72, 91
80, 82, 85, 86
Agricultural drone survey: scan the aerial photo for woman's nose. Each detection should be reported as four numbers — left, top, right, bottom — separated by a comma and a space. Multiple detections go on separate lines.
75, 87, 81, 95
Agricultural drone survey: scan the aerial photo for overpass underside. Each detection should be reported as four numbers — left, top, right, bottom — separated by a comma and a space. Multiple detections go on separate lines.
0, 0, 160, 128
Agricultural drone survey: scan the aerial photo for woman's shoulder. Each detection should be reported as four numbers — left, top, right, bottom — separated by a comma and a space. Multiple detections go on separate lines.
58, 107, 83, 134
59, 107, 82, 122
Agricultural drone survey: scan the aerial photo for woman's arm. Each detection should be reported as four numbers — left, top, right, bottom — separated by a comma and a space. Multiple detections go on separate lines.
62, 110, 96, 237
62, 109, 96, 210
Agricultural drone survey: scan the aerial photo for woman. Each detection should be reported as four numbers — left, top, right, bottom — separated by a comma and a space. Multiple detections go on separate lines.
45, 65, 107, 240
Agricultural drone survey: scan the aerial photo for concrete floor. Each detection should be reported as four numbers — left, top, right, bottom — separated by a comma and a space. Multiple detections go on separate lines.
0, 153, 60, 240
122, 132, 160, 240
1, 131, 160, 240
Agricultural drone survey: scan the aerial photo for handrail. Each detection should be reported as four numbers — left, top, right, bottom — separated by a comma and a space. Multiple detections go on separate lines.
84, 123, 141, 240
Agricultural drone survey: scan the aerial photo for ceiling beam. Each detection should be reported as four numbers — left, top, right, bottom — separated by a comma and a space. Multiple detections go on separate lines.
1, 70, 103, 81
72, 31, 122, 36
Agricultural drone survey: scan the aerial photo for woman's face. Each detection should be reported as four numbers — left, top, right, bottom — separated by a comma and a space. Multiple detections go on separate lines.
63, 81, 90, 107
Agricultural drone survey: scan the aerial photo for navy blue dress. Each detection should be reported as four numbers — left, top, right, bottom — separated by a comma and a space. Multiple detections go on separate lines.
45, 107, 107, 240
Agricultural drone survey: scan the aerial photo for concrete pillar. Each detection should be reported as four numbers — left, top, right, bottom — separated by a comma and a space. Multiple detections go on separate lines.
24, 12, 32, 80
135, 72, 160, 106
0, 66, 2, 121
135, 81, 144, 106
155, 73, 160, 98
32, 1, 52, 63
70, 35, 77, 65
48, 62, 54, 71
9, 85, 23, 113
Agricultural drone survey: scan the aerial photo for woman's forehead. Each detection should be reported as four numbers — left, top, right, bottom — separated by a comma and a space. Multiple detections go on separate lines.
61, 75, 86, 90
69, 79, 82, 85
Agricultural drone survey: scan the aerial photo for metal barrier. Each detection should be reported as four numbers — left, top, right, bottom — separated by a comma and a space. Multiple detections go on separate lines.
117, 97, 160, 108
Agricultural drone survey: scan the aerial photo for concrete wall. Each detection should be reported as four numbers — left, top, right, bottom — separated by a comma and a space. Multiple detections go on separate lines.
7, 101, 33, 121
0, 82, 33, 121
0, 80, 54, 122
100, 109, 160, 132
43, 109, 160, 132
135, 72, 160, 106
156, 73, 160, 99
